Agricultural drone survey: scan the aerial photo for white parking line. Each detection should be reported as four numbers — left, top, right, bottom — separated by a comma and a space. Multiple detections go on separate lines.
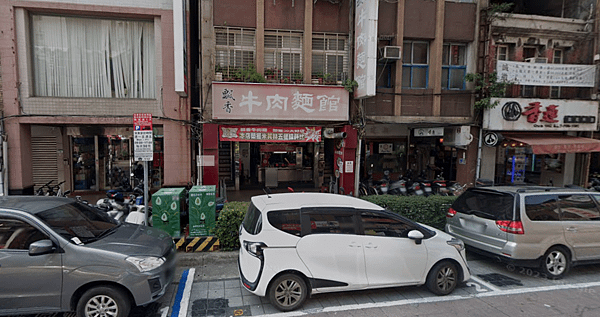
469, 275, 502, 292
252, 280, 600, 317
170, 268, 195, 317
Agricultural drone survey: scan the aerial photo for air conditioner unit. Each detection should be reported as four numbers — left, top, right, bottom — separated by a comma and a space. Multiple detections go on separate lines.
382, 46, 402, 60
525, 57, 548, 63
443, 126, 474, 147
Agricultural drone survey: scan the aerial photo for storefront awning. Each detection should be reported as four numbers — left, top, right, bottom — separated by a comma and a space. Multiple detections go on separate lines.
503, 134, 600, 154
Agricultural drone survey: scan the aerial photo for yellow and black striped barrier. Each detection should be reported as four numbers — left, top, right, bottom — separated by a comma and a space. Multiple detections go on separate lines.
174, 236, 220, 252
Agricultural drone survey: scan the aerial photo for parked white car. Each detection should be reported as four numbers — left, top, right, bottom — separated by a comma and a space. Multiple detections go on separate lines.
238, 193, 470, 311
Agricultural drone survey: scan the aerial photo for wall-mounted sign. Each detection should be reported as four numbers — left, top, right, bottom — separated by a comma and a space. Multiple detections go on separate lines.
497, 60, 596, 87
414, 127, 444, 137
345, 161, 354, 173
173, 0, 187, 96
483, 132, 503, 147
484, 98, 599, 131
353, 0, 378, 99
212, 82, 349, 121
133, 113, 153, 161
379, 143, 393, 154
220, 125, 321, 143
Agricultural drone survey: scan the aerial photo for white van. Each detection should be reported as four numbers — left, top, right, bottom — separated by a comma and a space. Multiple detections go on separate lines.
238, 193, 470, 311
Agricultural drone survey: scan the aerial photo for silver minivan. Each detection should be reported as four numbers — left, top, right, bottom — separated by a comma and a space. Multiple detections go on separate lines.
445, 186, 600, 279
0, 196, 176, 317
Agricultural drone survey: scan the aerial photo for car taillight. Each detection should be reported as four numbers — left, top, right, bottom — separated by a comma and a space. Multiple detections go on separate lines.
496, 220, 524, 234
446, 207, 457, 218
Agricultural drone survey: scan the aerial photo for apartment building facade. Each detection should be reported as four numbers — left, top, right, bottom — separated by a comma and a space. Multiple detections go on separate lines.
196, 0, 481, 195
0, 0, 192, 194
478, 0, 600, 187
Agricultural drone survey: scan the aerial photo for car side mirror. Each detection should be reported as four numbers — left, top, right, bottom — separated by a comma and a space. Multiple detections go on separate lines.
29, 239, 56, 256
408, 230, 424, 245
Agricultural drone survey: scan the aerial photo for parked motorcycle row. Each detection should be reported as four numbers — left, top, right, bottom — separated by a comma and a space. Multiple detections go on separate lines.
359, 170, 468, 197
95, 178, 152, 226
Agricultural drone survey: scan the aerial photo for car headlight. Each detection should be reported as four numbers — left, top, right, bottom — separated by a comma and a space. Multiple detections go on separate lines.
447, 238, 465, 252
126, 256, 166, 272
243, 241, 267, 258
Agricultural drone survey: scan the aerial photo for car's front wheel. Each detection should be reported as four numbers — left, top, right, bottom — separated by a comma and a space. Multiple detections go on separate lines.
426, 261, 459, 295
541, 246, 570, 279
76, 286, 131, 317
268, 273, 308, 311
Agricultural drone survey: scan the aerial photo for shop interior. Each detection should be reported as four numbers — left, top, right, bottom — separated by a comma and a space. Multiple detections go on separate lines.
363, 137, 457, 184
222, 141, 324, 191
494, 142, 566, 186
71, 128, 164, 191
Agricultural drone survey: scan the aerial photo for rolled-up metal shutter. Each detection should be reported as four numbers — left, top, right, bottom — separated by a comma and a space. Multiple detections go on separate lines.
32, 136, 58, 192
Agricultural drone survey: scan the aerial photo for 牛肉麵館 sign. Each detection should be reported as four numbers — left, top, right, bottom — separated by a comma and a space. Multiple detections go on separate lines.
212, 82, 349, 121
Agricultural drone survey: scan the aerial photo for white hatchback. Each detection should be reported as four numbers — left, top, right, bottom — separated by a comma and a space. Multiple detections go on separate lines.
238, 193, 470, 311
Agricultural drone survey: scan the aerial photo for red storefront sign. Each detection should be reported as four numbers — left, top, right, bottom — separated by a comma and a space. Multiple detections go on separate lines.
220, 125, 321, 143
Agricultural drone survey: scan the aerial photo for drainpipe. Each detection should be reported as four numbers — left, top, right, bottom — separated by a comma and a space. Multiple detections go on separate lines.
475, 127, 483, 181
2, 136, 8, 196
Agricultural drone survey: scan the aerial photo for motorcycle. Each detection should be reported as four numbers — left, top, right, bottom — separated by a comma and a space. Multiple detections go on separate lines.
388, 177, 408, 196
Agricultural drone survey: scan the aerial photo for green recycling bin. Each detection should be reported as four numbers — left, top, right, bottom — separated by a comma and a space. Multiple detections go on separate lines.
188, 185, 216, 237
151, 187, 186, 237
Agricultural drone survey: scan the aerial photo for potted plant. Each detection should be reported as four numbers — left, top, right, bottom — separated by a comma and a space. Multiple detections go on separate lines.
293, 72, 303, 84
323, 73, 336, 85
312, 71, 324, 84
264, 68, 278, 81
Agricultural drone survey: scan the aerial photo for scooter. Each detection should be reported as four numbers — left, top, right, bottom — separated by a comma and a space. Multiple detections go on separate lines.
388, 177, 408, 196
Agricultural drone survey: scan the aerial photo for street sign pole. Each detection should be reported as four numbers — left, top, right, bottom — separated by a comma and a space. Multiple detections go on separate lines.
133, 113, 154, 226
144, 161, 149, 224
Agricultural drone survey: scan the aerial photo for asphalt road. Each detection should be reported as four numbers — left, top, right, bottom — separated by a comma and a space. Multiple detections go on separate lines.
14, 250, 600, 317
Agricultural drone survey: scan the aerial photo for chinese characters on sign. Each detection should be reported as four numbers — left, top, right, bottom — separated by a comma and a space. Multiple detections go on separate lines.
522, 102, 559, 124
484, 98, 599, 131
220, 126, 322, 143
133, 113, 154, 161
496, 61, 596, 87
212, 82, 349, 121
353, 0, 378, 99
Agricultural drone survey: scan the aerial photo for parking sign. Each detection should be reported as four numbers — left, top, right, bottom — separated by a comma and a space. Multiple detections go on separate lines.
133, 113, 153, 161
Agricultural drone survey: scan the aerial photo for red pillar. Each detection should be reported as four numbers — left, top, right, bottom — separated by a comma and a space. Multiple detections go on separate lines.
202, 123, 219, 189
333, 125, 357, 195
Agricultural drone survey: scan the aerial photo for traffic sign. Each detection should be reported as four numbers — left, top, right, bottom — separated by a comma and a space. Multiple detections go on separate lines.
134, 113, 154, 161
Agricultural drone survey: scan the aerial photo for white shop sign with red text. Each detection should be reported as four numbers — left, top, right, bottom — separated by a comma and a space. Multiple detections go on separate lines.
484, 98, 599, 131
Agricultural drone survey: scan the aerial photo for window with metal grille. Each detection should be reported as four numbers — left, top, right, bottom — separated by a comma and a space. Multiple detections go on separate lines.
442, 43, 467, 90
215, 27, 256, 79
264, 31, 303, 82
312, 33, 349, 82
402, 41, 429, 89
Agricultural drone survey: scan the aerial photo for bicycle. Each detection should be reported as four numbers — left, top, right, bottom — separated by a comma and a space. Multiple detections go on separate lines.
35, 180, 54, 196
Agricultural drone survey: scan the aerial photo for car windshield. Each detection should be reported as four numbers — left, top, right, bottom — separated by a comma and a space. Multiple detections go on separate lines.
35, 201, 120, 244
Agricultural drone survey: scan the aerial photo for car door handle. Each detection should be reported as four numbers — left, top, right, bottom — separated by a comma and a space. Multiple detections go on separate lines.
349, 242, 361, 248
364, 243, 377, 249
566, 227, 577, 232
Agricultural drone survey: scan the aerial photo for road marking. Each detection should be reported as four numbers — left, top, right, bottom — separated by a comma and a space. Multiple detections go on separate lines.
160, 306, 169, 317
171, 268, 195, 317
469, 275, 501, 292
465, 281, 488, 292
251, 280, 600, 317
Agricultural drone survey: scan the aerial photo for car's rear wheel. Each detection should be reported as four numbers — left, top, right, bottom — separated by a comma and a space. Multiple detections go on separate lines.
426, 261, 459, 295
76, 285, 131, 317
268, 273, 308, 311
541, 246, 570, 279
